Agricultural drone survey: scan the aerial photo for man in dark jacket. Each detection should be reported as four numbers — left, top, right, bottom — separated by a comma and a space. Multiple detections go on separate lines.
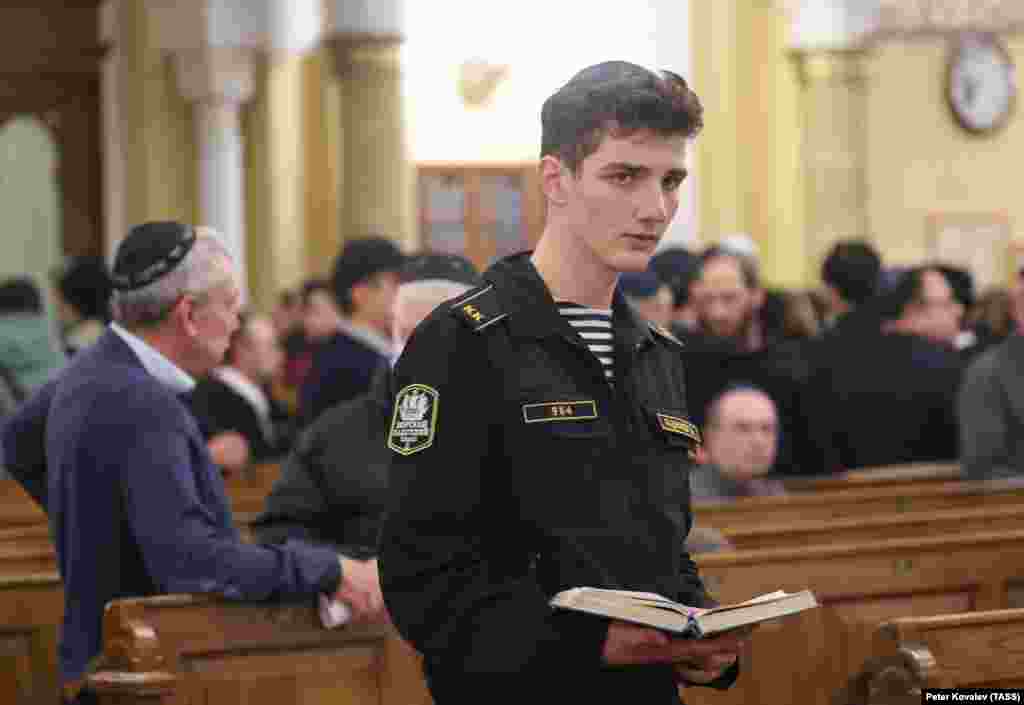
1, 222, 383, 704
380, 62, 748, 704
298, 237, 404, 426
809, 266, 965, 470
253, 253, 481, 557
188, 313, 295, 472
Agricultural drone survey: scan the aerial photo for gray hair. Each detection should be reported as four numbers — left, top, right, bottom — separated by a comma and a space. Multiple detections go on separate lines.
112, 227, 235, 329
396, 279, 473, 311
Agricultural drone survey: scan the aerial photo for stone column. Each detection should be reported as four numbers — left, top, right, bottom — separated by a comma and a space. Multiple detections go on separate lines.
325, 0, 413, 250
784, 0, 879, 267
173, 48, 255, 292
792, 47, 872, 265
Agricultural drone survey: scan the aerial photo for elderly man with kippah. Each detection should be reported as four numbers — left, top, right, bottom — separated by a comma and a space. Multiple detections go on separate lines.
1, 222, 385, 705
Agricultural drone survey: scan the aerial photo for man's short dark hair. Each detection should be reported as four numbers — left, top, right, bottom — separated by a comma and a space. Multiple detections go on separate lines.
821, 240, 881, 306
540, 61, 703, 174
877, 267, 929, 322
698, 246, 760, 290
0, 278, 43, 315
330, 237, 405, 316
936, 264, 974, 310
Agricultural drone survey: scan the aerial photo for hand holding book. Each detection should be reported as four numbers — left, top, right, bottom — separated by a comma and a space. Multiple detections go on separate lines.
601, 619, 751, 676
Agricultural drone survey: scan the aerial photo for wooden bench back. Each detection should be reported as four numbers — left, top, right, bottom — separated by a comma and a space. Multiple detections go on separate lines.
86, 596, 432, 705
0, 573, 62, 705
721, 503, 1024, 552
685, 529, 1024, 705
693, 478, 1024, 530
836, 608, 1024, 704
782, 462, 961, 494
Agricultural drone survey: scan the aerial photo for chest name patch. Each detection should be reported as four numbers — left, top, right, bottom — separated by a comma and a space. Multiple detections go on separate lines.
388, 384, 439, 456
522, 400, 598, 424
656, 413, 702, 444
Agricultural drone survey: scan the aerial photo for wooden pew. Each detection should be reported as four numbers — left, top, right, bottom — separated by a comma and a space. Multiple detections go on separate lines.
0, 481, 47, 530
721, 503, 1024, 552
782, 462, 960, 494
86, 595, 432, 705
0, 572, 62, 705
837, 609, 1024, 703
685, 529, 1024, 705
224, 462, 281, 527
693, 477, 1024, 530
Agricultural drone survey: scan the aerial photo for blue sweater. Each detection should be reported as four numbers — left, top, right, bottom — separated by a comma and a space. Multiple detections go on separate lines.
298, 329, 388, 426
3, 330, 341, 684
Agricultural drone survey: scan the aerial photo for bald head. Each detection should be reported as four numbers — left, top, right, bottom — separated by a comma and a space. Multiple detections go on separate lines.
705, 387, 778, 481
393, 279, 474, 352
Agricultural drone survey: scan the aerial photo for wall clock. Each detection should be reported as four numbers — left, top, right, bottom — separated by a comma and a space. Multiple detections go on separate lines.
947, 33, 1016, 135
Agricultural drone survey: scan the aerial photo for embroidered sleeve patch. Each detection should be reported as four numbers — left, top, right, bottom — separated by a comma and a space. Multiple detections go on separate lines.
522, 400, 598, 423
388, 384, 439, 456
656, 413, 702, 444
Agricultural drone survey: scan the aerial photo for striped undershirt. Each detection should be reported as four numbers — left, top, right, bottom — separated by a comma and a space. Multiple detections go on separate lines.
558, 303, 615, 382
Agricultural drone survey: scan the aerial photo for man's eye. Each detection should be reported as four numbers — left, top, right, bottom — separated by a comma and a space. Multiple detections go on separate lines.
663, 176, 684, 192
609, 173, 634, 185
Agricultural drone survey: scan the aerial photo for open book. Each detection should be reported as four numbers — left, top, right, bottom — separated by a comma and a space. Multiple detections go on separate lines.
549, 587, 818, 638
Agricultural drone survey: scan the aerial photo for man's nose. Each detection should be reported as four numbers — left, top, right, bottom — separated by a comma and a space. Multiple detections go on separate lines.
636, 183, 669, 222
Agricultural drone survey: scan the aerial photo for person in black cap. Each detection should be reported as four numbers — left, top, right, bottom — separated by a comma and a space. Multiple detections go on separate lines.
51, 256, 113, 355
298, 235, 405, 426
618, 269, 674, 329
650, 247, 700, 334
253, 252, 481, 557
1, 222, 385, 705
380, 62, 747, 704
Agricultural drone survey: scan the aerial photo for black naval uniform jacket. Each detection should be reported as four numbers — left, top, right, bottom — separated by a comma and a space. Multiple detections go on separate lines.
380, 254, 736, 703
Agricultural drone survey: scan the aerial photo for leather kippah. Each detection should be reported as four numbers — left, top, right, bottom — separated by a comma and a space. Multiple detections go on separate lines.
111, 221, 197, 291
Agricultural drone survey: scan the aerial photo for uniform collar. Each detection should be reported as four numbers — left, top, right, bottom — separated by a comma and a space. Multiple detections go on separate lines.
484, 252, 654, 349
110, 322, 196, 394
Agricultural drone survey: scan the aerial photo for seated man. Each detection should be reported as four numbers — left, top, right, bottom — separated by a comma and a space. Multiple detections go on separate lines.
188, 313, 295, 474
618, 269, 674, 329
252, 253, 481, 557
690, 385, 785, 501
808, 266, 965, 470
958, 267, 1024, 480
1, 223, 383, 704
298, 237, 405, 427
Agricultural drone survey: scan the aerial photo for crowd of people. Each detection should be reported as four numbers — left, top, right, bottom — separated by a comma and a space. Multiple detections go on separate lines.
0, 59, 1020, 704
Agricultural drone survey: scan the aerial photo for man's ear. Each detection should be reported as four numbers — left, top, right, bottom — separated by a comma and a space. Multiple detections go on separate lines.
540, 155, 569, 207
171, 296, 199, 338
348, 281, 369, 312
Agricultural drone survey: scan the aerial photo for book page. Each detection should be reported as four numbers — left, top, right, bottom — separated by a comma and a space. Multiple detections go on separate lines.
705, 590, 801, 614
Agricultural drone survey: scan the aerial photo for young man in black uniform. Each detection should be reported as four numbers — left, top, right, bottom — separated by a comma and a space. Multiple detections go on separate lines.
380, 62, 749, 703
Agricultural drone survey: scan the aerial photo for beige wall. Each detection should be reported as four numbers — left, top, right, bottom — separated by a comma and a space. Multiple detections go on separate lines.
866, 37, 1024, 285
118, 0, 196, 231
0, 118, 61, 293
692, 2, 806, 288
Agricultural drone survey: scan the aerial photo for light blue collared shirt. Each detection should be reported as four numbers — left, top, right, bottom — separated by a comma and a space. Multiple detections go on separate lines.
110, 322, 196, 394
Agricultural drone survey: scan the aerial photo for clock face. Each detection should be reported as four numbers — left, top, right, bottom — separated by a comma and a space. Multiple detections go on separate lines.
947, 34, 1016, 135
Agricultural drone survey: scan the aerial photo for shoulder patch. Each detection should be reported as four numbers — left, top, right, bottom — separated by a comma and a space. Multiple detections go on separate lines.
649, 322, 683, 347
388, 384, 439, 456
449, 284, 507, 333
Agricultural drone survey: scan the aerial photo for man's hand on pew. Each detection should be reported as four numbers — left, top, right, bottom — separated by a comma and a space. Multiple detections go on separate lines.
602, 621, 751, 670
336, 557, 388, 623
207, 432, 251, 476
